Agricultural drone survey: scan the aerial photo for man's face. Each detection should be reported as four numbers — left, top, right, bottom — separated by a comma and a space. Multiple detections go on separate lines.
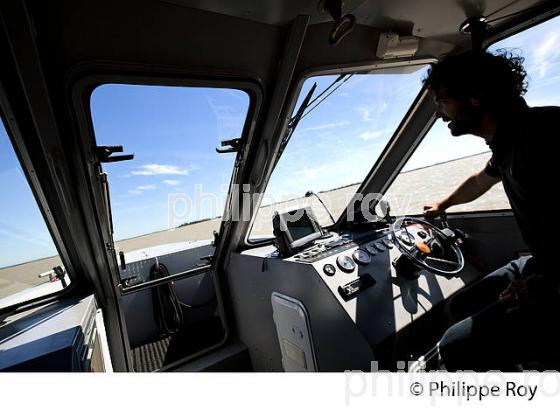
433, 87, 481, 136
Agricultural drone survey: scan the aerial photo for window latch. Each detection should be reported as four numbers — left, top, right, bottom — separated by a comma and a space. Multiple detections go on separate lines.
199, 254, 215, 264
96, 145, 134, 163
216, 138, 241, 154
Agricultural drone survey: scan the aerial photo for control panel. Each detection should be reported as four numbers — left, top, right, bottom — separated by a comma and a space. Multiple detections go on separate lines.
322, 237, 391, 299
292, 236, 354, 263
239, 225, 472, 351
288, 232, 395, 303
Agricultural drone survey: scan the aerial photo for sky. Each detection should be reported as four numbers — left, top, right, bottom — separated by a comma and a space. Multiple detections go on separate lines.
90, 85, 248, 240
1, 15, 560, 268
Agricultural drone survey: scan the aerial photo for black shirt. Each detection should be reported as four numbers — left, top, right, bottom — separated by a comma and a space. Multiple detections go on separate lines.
484, 102, 560, 282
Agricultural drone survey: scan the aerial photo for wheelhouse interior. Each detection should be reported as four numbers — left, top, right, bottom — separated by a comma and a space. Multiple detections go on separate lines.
1, 0, 559, 372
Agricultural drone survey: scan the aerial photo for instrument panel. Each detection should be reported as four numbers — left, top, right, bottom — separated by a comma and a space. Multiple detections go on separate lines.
281, 229, 469, 348
239, 218, 473, 353
290, 231, 394, 279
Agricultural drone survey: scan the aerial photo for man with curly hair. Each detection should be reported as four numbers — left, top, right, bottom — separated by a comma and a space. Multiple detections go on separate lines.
422, 51, 560, 371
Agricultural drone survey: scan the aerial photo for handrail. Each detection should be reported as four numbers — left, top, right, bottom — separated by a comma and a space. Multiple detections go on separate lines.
119, 264, 212, 295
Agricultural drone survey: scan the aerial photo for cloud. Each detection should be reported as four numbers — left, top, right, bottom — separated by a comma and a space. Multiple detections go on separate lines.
356, 102, 387, 121
137, 185, 156, 190
358, 107, 373, 121
128, 190, 142, 195
131, 164, 189, 176
162, 179, 181, 186
301, 121, 349, 132
295, 167, 321, 179
533, 31, 560, 78
359, 130, 383, 141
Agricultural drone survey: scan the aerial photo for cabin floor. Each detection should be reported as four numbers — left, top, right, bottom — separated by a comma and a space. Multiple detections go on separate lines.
131, 316, 224, 372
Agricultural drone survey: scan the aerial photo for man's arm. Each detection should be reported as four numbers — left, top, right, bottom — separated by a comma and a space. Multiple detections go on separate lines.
424, 168, 501, 217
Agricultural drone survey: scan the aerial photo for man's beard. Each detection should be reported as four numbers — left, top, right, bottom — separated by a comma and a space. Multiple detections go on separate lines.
448, 109, 481, 136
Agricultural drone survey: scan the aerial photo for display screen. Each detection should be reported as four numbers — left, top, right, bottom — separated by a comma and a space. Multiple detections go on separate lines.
286, 210, 317, 241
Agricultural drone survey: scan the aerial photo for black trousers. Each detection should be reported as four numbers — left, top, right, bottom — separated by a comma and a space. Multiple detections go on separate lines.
438, 256, 560, 371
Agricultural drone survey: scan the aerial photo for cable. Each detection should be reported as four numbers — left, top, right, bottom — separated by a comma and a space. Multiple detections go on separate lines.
486, 0, 525, 19
305, 190, 336, 225
299, 73, 354, 122
150, 262, 183, 335
300, 74, 346, 115
178, 293, 217, 309
486, 2, 550, 24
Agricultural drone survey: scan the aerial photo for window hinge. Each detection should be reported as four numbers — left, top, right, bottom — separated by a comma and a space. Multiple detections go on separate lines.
216, 138, 242, 154
96, 145, 134, 163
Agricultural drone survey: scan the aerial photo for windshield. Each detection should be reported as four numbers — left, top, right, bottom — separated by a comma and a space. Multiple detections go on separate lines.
249, 65, 429, 239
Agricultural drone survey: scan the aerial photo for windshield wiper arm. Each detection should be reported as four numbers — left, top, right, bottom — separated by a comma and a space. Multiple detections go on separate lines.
276, 82, 317, 162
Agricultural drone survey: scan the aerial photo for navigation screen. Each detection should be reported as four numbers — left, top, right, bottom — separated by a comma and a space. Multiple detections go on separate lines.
286, 210, 316, 241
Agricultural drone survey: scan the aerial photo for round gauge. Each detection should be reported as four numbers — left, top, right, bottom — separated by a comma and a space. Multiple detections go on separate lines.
336, 255, 356, 273
397, 231, 414, 246
365, 243, 378, 255
374, 242, 386, 252
323, 263, 336, 276
353, 249, 372, 265
383, 239, 394, 249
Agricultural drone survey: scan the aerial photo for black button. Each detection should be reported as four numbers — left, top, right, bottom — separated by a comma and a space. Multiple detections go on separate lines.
323, 263, 336, 276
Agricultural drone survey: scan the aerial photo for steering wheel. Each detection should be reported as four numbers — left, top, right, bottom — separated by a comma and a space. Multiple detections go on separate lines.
390, 216, 464, 277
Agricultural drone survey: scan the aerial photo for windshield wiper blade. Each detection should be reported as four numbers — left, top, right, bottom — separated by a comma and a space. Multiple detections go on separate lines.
275, 73, 352, 167
301, 74, 349, 118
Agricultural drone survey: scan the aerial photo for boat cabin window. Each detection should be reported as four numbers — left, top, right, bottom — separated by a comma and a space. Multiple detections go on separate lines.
249, 65, 429, 240
384, 14, 560, 216
0, 119, 68, 310
90, 84, 249, 258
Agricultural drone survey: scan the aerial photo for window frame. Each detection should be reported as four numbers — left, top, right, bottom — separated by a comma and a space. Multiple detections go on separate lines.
245, 58, 436, 245
74, 72, 262, 260
484, 8, 560, 49
88, 78, 258, 243
0, 103, 76, 314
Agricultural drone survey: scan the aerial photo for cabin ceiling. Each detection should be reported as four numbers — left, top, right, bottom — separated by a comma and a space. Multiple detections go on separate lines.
16, 0, 557, 83
18, 0, 556, 92
163, 0, 553, 43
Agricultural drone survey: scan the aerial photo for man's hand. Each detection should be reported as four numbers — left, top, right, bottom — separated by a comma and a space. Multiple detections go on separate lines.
423, 202, 447, 218
499, 279, 529, 303
422, 169, 501, 219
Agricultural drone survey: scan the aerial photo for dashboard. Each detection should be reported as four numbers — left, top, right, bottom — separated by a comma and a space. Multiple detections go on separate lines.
234, 222, 477, 371
287, 229, 470, 347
